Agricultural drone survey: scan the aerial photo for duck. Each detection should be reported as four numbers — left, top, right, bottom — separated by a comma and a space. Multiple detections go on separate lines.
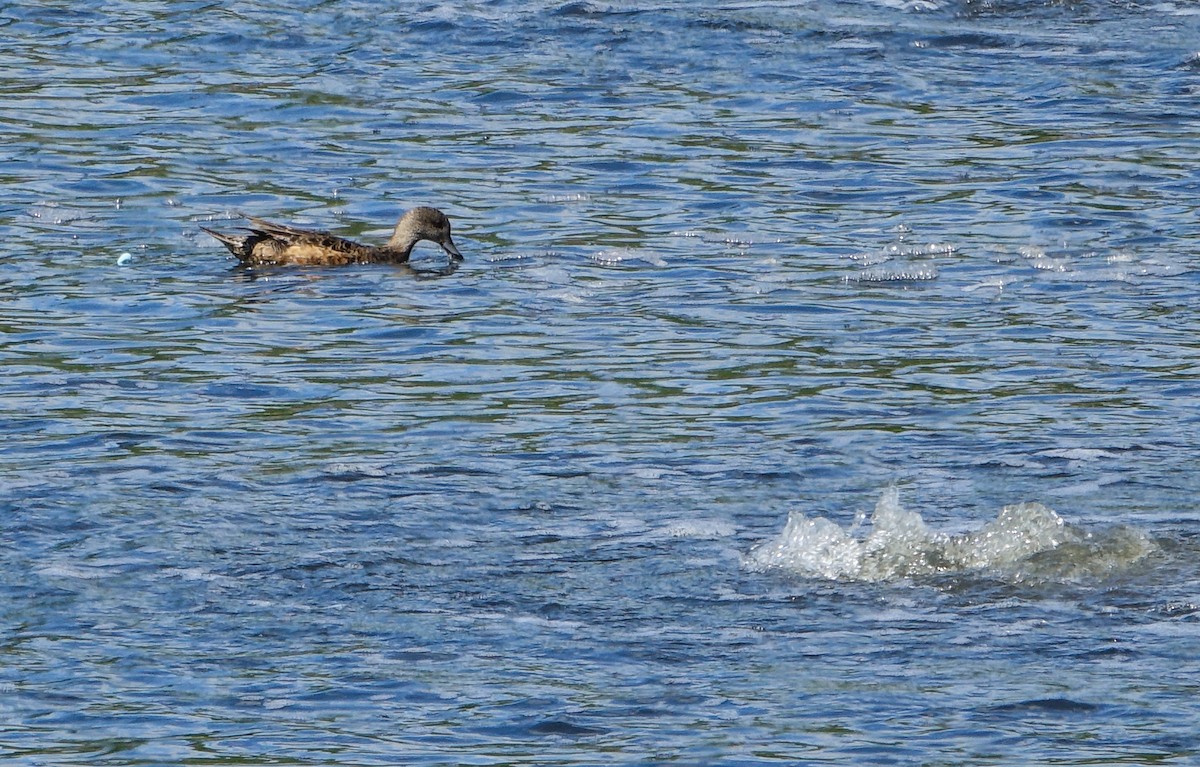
200, 207, 462, 266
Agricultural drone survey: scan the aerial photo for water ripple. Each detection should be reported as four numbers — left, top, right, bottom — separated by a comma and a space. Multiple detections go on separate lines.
3, 0, 1200, 764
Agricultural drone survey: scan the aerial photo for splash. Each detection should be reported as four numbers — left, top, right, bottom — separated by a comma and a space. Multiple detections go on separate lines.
746, 488, 1155, 582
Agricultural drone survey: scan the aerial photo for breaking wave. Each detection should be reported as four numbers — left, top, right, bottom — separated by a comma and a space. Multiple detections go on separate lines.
746, 488, 1156, 582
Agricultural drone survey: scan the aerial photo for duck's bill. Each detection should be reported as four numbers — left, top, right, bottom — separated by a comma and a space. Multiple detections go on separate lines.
442, 239, 463, 260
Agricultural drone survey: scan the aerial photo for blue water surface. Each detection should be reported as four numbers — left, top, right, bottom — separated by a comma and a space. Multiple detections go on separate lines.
2, 0, 1200, 764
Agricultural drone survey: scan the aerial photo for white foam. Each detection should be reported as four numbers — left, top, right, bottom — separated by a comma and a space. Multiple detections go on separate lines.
38, 563, 111, 580
1036, 448, 1119, 462
543, 288, 592, 304
746, 487, 1155, 582
745, 512, 865, 580
663, 519, 736, 540
324, 462, 390, 477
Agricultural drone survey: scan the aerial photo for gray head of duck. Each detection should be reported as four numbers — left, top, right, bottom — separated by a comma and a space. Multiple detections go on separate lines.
390, 206, 462, 260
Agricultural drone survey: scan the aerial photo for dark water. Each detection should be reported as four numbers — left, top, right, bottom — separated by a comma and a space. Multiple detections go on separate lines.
3, 0, 1200, 764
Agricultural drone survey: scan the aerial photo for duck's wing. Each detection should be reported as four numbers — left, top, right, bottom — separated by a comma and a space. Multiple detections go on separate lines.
245, 217, 365, 254
245, 217, 323, 240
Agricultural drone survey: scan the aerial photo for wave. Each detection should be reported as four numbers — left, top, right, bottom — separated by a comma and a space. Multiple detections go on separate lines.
745, 487, 1156, 582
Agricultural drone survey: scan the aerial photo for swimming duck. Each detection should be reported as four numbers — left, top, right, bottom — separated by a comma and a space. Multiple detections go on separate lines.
201, 207, 462, 266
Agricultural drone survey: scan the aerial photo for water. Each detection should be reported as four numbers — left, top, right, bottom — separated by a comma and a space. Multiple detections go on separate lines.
3, 0, 1200, 763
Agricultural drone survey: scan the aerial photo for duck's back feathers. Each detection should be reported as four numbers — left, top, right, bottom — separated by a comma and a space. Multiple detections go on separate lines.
244, 218, 376, 265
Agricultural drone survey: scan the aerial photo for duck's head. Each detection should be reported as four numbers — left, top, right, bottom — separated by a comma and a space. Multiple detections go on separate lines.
390, 206, 462, 260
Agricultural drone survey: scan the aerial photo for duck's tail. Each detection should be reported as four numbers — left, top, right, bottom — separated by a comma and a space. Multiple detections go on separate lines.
199, 226, 251, 259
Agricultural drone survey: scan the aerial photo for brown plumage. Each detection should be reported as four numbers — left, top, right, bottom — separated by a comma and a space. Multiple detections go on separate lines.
200, 207, 462, 266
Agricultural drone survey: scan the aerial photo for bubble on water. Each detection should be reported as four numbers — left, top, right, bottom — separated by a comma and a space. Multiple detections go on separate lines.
538, 192, 591, 203
590, 248, 667, 267
844, 238, 955, 282
1028, 256, 1069, 272
700, 233, 773, 247
486, 251, 538, 265
847, 249, 891, 265
27, 202, 85, 226
590, 249, 630, 265
848, 267, 939, 283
